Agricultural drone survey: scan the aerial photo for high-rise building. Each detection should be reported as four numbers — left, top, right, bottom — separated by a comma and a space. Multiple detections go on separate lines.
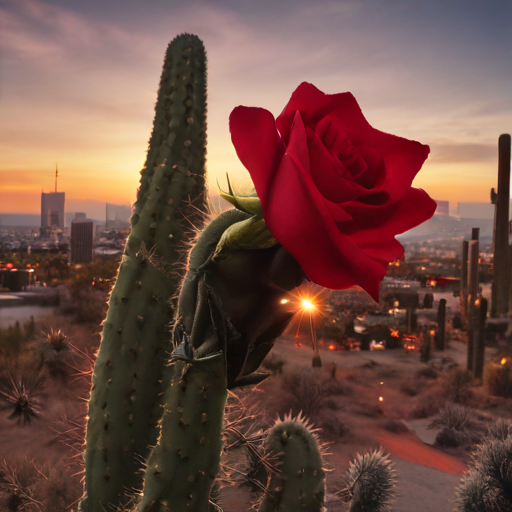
434, 200, 449, 216
41, 165, 65, 234
71, 217, 94, 263
457, 202, 495, 220
41, 192, 65, 232
106, 203, 131, 230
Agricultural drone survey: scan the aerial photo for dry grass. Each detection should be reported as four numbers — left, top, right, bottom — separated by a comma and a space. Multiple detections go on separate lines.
0, 457, 83, 512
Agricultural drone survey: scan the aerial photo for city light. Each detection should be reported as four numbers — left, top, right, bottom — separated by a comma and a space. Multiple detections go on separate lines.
280, 298, 289, 304
302, 299, 315, 310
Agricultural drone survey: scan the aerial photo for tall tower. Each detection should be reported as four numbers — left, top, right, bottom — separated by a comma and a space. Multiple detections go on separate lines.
41, 164, 65, 235
71, 216, 94, 263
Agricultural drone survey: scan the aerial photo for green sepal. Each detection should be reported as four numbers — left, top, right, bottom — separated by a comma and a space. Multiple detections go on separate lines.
212, 215, 277, 260
219, 174, 263, 217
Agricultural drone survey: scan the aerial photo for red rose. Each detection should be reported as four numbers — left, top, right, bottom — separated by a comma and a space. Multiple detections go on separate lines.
229, 82, 436, 301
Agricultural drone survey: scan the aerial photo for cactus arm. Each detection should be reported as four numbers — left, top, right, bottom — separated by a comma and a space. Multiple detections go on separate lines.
83, 34, 207, 511
135, 353, 227, 512
258, 417, 326, 512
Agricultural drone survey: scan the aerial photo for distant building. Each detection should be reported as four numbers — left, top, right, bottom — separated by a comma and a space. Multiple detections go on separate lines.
434, 200, 449, 216
458, 202, 495, 220
71, 216, 94, 263
41, 192, 65, 233
106, 203, 131, 230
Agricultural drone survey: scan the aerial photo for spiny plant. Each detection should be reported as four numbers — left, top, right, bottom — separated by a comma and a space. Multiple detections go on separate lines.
257, 414, 326, 512
337, 449, 397, 512
82, 32, 208, 510
0, 373, 45, 425
39, 328, 71, 379
455, 436, 512, 511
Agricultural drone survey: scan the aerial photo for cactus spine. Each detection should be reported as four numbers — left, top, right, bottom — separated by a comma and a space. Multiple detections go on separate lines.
83, 34, 207, 510
258, 415, 326, 512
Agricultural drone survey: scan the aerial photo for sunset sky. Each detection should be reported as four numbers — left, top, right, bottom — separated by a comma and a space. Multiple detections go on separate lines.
0, 0, 510, 219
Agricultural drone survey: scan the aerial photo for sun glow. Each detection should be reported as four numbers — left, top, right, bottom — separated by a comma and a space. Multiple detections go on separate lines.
302, 299, 314, 310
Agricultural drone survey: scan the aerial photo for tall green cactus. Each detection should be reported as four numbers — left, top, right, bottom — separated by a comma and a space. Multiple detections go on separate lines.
82, 33, 207, 510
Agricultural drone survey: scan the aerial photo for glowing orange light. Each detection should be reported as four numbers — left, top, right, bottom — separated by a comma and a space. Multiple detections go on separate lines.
429, 280, 436, 287
328, 344, 335, 351
302, 299, 314, 310
380, 382, 384, 385
391, 329, 399, 338
430, 330, 436, 336
475, 299, 480, 306
280, 298, 289, 304
501, 358, 507, 365
379, 396, 384, 402
6, 263, 13, 269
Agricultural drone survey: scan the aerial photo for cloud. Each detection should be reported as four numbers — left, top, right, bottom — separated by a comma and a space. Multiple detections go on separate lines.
428, 143, 498, 164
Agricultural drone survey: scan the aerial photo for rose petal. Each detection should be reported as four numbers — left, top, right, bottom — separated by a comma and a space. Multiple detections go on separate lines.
347, 188, 437, 243
229, 106, 285, 199
306, 124, 371, 203
263, 114, 388, 301
373, 129, 430, 201
277, 82, 374, 146
356, 238, 405, 265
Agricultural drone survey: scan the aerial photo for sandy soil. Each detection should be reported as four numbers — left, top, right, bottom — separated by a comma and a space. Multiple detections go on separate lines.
261, 336, 496, 512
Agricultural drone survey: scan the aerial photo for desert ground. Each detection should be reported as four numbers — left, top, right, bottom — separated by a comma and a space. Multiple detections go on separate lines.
0, 303, 510, 511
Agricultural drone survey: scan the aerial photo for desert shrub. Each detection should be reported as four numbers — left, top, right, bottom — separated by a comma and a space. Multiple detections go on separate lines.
59, 287, 107, 325
429, 403, 484, 447
442, 367, 475, 405
415, 365, 439, 380
0, 317, 37, 359
487, 418, 512, 441
261, 353, 286, 374
280, 368, 351, 418
317, 414, 350, 440
485, 359, 512, 398
0, 458, 82, 512
38, 328, 72, 379
455, 436, 512, 511
400, 378, 423, 397
436, 427, 467, 448
381, 419, 410, 434
0, 373, 46, 424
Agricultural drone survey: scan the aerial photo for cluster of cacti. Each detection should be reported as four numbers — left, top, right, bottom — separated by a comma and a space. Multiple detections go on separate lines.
80, 33, 399, 512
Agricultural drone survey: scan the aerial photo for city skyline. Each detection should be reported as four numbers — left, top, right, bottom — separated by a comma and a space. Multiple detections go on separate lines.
1, 0, 510, 217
